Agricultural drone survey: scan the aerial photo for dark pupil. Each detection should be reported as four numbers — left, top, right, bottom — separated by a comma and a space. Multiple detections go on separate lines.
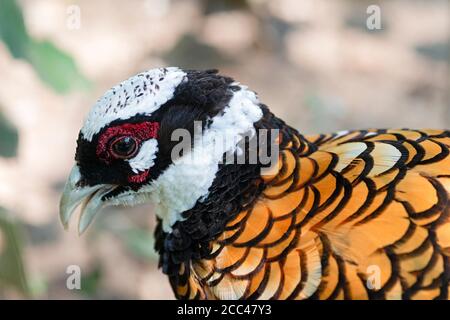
113, 137, 136, 156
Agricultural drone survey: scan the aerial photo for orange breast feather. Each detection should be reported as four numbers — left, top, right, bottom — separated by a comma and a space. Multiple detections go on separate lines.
184, 129, 449, 300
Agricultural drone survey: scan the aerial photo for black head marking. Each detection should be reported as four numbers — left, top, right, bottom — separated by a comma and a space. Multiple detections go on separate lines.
74, 69, 239, 188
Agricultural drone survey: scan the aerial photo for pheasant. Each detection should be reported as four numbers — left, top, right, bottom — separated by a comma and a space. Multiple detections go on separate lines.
60, 68, 450, 300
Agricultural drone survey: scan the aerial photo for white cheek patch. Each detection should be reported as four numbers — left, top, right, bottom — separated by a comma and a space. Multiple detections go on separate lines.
127, 139, 159, 174
81, 67, 187, 142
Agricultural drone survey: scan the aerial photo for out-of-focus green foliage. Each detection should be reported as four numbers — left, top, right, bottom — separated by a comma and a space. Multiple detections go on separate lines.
0, 208, 29, 297
0, 108, 18, 158
80, 264, 102, 296
0, 0, 28, 59
0, 0, 91, 93
0, 0, 92, 297
26, 40, 91, 93
27, 275, 48, 298
121, 228, 159, 262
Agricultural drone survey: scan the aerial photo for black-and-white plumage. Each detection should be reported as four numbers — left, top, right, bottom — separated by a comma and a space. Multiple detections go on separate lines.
60, 67, 450, 300
61, 67, 265, 236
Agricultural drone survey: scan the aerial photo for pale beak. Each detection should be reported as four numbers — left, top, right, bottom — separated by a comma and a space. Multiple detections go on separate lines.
59, 165, 115, 235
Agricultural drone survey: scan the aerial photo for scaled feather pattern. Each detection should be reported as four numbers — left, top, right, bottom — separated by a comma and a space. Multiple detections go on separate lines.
175, 129, 450, 300
62, 68, 449, 300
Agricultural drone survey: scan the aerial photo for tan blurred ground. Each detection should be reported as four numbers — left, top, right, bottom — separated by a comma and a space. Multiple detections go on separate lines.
0, 0, 448, 299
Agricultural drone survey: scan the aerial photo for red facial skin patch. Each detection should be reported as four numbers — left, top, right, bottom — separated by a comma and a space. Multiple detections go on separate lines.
128, 169, 150, 183
96, 121, 159, 183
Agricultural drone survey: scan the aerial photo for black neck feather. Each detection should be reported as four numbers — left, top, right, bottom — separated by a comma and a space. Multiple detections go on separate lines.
154, 105, 315, 290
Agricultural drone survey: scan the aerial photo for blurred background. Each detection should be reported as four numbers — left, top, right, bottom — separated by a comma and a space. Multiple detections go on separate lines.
0, 0, 448, 299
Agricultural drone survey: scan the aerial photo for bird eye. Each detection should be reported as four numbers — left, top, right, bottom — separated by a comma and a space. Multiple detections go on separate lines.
110, 136, 138, 159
